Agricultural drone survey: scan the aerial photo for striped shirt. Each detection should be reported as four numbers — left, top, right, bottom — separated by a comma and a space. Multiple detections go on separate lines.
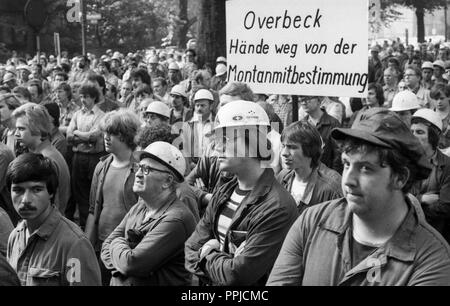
216, 187, 250, 250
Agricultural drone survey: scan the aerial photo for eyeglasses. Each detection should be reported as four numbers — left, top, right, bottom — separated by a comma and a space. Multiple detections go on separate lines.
132, 163, 171, 175
404, 73, 417, 77
299, 96, 318, 103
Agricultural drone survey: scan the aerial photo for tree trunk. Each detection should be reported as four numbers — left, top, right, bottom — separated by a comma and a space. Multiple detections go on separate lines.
178, 0, 189, 49
416, 6, 425, 43
197, 0, 226, 69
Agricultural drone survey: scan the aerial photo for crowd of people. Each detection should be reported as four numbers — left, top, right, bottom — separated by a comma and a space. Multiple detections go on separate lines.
0, 37, 449, 286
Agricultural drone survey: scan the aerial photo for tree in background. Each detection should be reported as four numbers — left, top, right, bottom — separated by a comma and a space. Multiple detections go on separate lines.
384, 0, 447, 43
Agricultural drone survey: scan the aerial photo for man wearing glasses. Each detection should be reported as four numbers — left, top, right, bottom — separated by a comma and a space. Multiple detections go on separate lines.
101, 141, 197, 286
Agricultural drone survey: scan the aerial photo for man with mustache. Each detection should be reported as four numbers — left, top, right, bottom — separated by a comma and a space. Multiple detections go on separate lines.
6, 153, 101, 286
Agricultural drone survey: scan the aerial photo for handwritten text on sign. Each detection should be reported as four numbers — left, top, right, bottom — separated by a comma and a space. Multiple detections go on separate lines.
226, 0, 368, 98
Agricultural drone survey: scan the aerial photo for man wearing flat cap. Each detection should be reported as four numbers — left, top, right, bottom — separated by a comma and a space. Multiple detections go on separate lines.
267, 108, 450, 285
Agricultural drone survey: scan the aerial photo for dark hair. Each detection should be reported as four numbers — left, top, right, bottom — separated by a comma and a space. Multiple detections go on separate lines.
98, 61, 110, 72
56, 82, 73, 101
137, 123, 175, 149
281, 121, 323, 169
43, 102, 60, 128
54, 71, 69, 81
78, 84, 99, 103
87, 73, 106, 95
411, 117, 441, 150
339, 137, 419, 193
12, 86, 32, 101
153, 77, 167, 87
60, 63, 71, 74
106, 84, 117, 99
27, 80, 43, 95
135, 84, 153, 97
185, 49, 196, 57
6, 153, 59, 200
131, 68, 151, 86
430, 83, 450, 100
368, 83, 385, 106
350, 97, 363, 113
0, 85, 11, 93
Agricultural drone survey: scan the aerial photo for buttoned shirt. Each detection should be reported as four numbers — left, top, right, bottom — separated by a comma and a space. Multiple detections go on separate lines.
7, 207, 101, 286
382, 85, 399, 108
67, 105, 105, 153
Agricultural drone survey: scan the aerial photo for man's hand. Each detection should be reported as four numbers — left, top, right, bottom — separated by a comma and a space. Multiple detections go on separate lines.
200, 239, 220, 258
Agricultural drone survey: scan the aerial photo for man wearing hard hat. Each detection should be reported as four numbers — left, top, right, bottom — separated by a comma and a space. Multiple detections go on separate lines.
390, 90, 421, 127
211, 64, 227, 92
144, 101, 170, 128
410, 108, 450, 243
185, 101, 298, 286
101, 141, 197, 285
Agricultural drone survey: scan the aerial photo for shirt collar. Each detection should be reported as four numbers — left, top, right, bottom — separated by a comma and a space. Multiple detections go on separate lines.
17, 206, 61, 241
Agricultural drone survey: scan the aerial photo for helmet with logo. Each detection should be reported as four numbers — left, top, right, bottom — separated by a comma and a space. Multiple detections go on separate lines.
194, 89, 214, 102
145, 101, 170, 119
390, 91, 421, 112
412, 108, 443, 132
133, 141, 186, 182
214, 100, 270, 130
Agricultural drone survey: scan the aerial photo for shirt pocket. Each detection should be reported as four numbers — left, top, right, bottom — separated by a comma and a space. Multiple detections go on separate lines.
28, 267, 61, 286
228, 230, 247, 256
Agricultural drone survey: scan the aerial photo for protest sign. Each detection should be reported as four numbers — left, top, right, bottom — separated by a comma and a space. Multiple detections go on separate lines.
226, 0, 368, 98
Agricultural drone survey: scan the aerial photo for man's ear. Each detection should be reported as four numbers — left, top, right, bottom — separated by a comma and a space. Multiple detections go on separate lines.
392, 167, 410, 190
162, 174, 175, 189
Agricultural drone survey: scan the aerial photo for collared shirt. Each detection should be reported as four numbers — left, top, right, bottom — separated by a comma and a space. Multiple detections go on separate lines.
67, 105, 105, 153
58, 100, 80, 128
100, 195, 197, 286
267, 195, 450, 285
188, 113, 214, 158
7, 206, 101, 286
276, 164, 343, 215
382, 85, 399, 108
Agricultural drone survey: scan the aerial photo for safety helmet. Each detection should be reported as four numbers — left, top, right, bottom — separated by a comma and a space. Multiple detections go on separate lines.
168, 62, 179, 71
215, 64, 227, 76
194, 89, 213, 102
133, 141, 186, 182
145, 101, 170, 119
214, 100, 270, 130
149, 56, 159, 64
421, 61, 434, 70
433, 60, 446, 70
412, 108, 443, 132
216, 56, 227, 63
390, 91, 421, 112
170, 84, 187, 98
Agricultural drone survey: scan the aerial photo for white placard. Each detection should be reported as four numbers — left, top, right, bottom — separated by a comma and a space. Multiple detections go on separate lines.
226, 0, 369, 98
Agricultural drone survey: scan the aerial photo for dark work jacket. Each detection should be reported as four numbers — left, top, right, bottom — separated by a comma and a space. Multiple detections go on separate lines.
301, 111, 342, 173
276, 164, 343, 215
267, 195, 450, 285
185, 168, 298, 286
412, 149, 450, 242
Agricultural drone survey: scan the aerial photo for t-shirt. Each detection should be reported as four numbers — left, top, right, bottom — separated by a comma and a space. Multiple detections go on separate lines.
98, 164, 130, 241
351, 237, 378, 268
290, 178, 308, 206
216, 187, 250, 250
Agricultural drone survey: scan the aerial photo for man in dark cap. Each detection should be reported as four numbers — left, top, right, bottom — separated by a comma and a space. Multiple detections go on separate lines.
267, 108, 450, 285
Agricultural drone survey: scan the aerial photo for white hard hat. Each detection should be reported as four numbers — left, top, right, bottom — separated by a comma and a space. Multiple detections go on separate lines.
215, 64, 227, 76
194, 89, 214, 101
421, 61, 434, 70
390, 91, 421, 112
216, 56, 227, 63
168, 62, 179, 70
2, 72, 16, 83
412, 108, 443, 131
214, 100, 270, 130
145, 101, 170, 118
133, 141, 186, 181
433, 60, 446, 70
149, 56, 159, 64
170, 84, 187, 98
16, 65, 31, 73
